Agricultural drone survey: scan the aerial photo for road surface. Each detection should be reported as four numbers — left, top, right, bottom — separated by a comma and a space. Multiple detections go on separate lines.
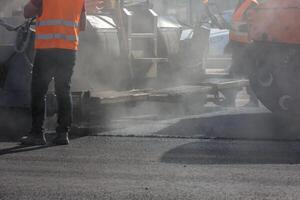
1, 107, 300, 200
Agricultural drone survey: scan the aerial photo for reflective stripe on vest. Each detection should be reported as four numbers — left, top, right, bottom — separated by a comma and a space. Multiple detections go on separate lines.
36, 33, 78, 41
35, 0, 84, 50
36, 20, 79, 28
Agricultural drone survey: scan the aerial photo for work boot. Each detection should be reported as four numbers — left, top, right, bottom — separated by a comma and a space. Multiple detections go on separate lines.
53, 132, 69, 145
20, 132, 47, 146
244, 87, 259, 107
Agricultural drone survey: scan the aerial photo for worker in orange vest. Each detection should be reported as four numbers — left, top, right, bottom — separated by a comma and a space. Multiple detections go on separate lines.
21, 0, 86, 145
228, 0, 259, 107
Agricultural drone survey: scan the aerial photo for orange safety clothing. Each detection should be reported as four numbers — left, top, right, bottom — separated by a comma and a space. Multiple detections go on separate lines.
35, 0, 85, 50
229, 0, 258, 44
249, 0, 300, 44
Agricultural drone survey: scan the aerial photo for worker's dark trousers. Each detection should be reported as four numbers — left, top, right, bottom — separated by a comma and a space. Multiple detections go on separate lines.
31, 49, 76, 135
229, 41, 258, 104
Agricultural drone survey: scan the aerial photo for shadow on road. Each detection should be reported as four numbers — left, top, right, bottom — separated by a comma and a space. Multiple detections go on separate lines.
0, 144, 54, 156
159, 110, 300, 164
155, 111, 299, 140
0, 133, 87, 156
161, 140, 300, 165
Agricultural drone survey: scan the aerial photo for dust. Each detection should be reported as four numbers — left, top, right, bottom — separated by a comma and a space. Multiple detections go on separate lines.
0, 1, 251, 137
0, 0, 27, 17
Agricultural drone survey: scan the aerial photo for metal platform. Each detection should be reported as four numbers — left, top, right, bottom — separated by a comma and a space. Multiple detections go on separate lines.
81, 78, 248, 105
0, 78, 249, 140
64, 78, 250, 133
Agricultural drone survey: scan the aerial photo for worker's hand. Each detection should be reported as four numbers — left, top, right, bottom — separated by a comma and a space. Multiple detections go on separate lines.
86, 0, 105, 14
202, 0, 209, 5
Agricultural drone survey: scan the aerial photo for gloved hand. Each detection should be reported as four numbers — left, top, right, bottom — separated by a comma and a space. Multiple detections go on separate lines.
86, 0, 105, 14
202, 0, 209, 5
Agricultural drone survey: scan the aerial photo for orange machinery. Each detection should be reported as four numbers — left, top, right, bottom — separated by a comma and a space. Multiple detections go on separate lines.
204, 0, 300, 125
246, 0, 300, 124
249, 0, 300, 44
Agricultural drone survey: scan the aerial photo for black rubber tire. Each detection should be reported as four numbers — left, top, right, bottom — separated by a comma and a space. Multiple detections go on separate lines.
246, 42, 300, 133
246, 43, 294, 114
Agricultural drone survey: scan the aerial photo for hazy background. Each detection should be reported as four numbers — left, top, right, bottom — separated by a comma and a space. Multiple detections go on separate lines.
0, 0, 238, 17
0, 0, 27, 17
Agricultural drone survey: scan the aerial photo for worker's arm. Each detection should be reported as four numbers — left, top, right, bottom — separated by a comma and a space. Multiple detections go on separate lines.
24, 1, 41, 18
79, 9, 87, 31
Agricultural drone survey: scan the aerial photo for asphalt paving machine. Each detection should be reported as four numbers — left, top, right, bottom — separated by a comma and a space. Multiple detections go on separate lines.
203, 0, 300, 129
245, 0, 300, 126
0, 0, 215, 138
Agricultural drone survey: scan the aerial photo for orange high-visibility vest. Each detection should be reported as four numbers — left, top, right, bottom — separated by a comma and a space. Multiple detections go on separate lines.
230, 0, 258, 44
35, 0, 85, 50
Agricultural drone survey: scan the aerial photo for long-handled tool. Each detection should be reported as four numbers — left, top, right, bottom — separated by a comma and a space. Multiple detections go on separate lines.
0, 17, 35, 87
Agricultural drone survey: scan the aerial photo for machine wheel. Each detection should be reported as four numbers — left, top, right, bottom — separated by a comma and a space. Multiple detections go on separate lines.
247, 43, 300, 118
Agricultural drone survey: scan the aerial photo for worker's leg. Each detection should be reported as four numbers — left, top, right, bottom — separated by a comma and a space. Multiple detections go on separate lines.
229, 43, 244, 79
245, 86, 259, 106
21, 50, 55, 145
31, 50, 56, 134
53, 49, 76, 144
227, 42, 244, 106
242, 46, 259, 107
